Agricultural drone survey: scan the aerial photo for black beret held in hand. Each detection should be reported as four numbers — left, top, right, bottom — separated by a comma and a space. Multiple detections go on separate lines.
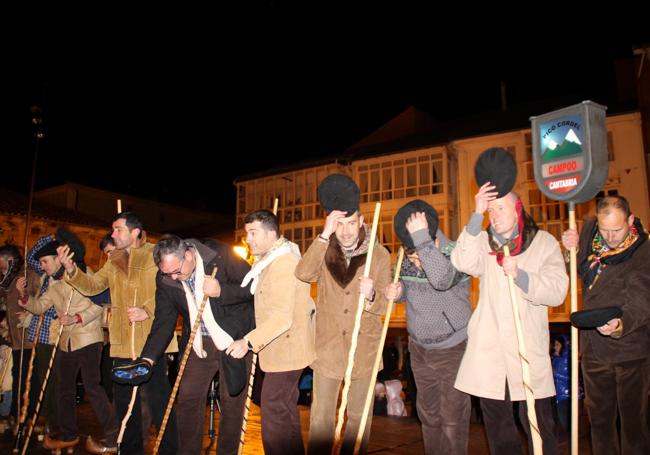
55, 227, 86, 262
474, 147, 517, 198
570, 307, 623, 329
394, 200, 439, 250
317, 174, 360, 216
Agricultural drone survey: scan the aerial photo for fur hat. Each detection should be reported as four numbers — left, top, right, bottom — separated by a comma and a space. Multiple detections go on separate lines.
317, 174, 360, 216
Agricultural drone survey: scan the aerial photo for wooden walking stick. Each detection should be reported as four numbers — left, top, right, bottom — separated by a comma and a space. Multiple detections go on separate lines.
153, 268, 218, 455
21, 289, 75, 455
353, 247, 404, 454
568, 206, 579, 455
503, 245, 543, 455
15, 326, 25, 440
237, 197, 279, 455
236, 347, 256, 455
12, 314, 43, 452
332, 202, 381, 453
116, 288, 138, 454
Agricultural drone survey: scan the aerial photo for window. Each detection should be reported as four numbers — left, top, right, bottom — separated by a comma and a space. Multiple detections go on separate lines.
524, 132, 535, 181
607, 131, 615, 161
527, 188, 565, 225
357, 150, 446, 203
237, 184, 246, 214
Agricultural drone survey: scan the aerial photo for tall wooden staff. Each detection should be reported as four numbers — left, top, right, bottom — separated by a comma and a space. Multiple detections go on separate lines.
531, 101, 609, 455
353, 247, 404, 454
152, 268, 218, 454
332, 202, 381, 452
504, 245, 543, 455
568, 207, 579, 454
237, 197, 278, 455
116, 289, 138, 454
12, 314, 44, 452
15, 105, 44, 440
21, 289, 74, 455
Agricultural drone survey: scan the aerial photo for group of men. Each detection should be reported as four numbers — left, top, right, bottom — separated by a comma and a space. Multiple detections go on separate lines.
0, 155, 647, 455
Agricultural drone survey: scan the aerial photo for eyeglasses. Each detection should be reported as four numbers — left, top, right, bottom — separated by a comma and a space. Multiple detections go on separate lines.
161, 256, 186, 278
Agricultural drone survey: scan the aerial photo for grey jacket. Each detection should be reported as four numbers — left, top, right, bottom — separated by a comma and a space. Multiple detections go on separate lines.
400, 229, 471, 350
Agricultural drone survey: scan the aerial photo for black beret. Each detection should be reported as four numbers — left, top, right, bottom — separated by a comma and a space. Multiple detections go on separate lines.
317, 174, 360, 216
394, 200, 439, 250
474, 147, 517, 198
570, 307, 623, 329
55, 227, 85, 262
34, 240, 61, 260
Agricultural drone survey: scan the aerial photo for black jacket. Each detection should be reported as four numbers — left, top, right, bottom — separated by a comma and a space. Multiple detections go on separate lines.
578, 219, 650, 363
141, 238, 254, 395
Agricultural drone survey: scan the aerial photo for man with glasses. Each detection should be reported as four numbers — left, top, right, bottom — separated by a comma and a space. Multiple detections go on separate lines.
385, 200, 472, 455
123, 234, 255, 455
57, 212, 179, 455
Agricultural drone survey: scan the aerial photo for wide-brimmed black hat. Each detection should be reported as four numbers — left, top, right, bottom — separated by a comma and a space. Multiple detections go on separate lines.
570, 307, 623, 329
394, 200, 439, 250
317, 174, 360, 216
474, 147, 517, 198
34, 241, 61, 260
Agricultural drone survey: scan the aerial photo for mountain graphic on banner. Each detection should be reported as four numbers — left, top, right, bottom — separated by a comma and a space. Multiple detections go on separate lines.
543, 129, 582, 159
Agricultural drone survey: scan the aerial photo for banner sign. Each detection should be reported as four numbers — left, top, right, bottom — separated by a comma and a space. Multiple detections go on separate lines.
530, 101, 609, 203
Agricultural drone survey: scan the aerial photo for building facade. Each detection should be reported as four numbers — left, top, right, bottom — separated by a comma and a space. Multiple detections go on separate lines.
234, 110, 649, 325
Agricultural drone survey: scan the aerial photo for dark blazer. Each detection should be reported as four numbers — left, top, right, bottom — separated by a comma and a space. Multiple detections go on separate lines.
141, 238, 254, 395
578, 219, 650, 363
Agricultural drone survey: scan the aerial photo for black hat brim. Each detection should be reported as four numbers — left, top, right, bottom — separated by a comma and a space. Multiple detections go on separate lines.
34, 241, 61, 260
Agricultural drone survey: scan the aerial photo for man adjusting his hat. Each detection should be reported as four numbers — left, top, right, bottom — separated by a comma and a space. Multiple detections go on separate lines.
451, 148, 568, 454
295, 174, 391, 455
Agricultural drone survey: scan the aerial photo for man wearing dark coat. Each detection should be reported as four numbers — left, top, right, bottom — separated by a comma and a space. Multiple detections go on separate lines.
138, 235, 254, 455
562, 195, 650, 455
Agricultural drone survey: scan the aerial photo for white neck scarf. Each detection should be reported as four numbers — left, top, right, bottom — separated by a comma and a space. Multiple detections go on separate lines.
240, 238, 301, 294
181, 250, 233, 356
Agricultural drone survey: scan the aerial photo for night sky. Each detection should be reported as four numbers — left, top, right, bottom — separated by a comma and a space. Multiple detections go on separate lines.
2, 3, 649, 215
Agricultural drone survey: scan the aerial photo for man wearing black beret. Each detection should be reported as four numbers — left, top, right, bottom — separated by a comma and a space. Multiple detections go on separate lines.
385, 200, 472, 455
451, 148, 568, 454
296, 174, 391, 454
562, 195, 650, 454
